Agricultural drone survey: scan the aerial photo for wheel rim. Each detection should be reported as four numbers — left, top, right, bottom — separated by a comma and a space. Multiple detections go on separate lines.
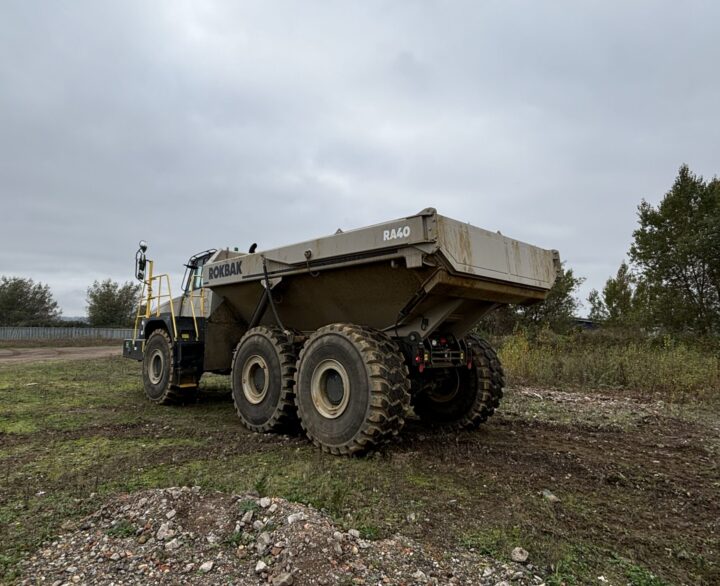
311, 359, 350, 419
149, 350, 165, 385
241, 355, 269, 404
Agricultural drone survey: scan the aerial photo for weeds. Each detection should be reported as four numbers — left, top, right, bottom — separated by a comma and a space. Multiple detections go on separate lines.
253, 473, 269, 497
623, 564, 668, 586
609, 555, 669, 586
106, 519, 136, 538
237, 499, 260, 513
356, 524, 380, 540
460, 527, 521, 557
225, 530, 254, 547
498, 330, 720, 404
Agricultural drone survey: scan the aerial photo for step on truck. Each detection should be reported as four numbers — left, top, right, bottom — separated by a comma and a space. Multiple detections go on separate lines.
123, 208, 560, 455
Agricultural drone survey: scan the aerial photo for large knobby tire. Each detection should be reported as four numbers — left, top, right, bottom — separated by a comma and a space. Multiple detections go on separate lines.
142, 329, 182, 405
294, 324, 410, 456
231, 326, 298, 433
412, 334, 504, 429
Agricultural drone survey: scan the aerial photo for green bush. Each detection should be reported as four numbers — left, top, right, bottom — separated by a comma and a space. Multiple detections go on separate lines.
496, 330, 720, 405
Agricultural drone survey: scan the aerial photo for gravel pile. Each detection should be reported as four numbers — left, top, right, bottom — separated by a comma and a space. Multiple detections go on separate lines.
19, 487, 546, 585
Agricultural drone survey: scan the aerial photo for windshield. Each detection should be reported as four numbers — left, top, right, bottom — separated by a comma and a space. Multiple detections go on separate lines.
182, 249, 217, 293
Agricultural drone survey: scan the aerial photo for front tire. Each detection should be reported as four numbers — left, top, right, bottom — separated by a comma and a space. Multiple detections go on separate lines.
142, 329, 182, 404
412, 334, 504, 429
295, 324, 410, 456
231, 327, 298, 432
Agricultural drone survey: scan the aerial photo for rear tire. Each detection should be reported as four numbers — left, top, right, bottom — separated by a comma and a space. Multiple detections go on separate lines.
412, 334, 504, 429
142, 329, 182, 404
231, 327, 298, 432
294, 324, 410, 455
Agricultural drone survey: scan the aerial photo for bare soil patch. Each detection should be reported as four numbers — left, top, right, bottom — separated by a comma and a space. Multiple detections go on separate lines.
0, 346, 121, 364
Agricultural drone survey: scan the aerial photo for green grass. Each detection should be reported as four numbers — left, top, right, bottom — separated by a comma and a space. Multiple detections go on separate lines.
622, 563, 668, 586
460, 526, 524, 557
0, 355, 717, 584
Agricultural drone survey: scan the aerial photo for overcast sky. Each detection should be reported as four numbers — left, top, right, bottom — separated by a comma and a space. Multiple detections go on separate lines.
1, 1, 718, 317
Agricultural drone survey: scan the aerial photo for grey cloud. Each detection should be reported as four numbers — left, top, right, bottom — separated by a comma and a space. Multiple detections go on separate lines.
1, 0, 718, 315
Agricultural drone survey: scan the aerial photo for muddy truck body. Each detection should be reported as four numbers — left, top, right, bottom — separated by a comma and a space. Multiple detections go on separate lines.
124, 208, 560, 454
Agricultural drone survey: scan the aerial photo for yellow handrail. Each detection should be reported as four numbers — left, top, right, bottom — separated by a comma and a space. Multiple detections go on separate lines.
132, 259, 207, 345
185, 278, 206, 340
132, 260, 183, 342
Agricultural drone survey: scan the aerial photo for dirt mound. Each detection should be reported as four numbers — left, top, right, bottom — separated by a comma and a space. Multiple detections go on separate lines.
18, 487, 545, 585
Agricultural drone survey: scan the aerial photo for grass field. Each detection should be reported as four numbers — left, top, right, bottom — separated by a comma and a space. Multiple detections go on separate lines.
1, 353, 718, 584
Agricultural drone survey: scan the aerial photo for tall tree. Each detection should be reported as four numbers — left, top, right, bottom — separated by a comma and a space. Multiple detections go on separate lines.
588, 261, 637, 326
629, 165, 720, 334
0, 277, 61, 326
86, 279, 141, 327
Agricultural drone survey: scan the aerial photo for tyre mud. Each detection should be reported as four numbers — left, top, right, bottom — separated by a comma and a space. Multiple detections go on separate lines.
231, 326, 298, 433
295, 324, 410, 455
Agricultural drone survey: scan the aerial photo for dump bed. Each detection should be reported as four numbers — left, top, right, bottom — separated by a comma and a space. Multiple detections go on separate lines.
202, 208, 560, 343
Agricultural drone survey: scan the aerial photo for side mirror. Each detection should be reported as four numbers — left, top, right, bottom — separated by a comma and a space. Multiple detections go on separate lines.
135, 240, 148, 281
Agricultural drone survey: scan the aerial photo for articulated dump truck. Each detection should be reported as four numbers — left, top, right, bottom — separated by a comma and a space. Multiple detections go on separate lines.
124, 208, 560, 455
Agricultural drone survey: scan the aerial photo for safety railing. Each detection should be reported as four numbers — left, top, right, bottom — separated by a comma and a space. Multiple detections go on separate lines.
185, 280, 206, 340
132, 260, 205, 344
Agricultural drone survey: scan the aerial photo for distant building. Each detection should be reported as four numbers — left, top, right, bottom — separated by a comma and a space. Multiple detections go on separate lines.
573, 317, 599, 330
59, 316, 89, 325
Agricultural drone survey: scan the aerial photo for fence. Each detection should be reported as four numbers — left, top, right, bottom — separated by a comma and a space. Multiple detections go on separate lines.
0, 327, 134, 340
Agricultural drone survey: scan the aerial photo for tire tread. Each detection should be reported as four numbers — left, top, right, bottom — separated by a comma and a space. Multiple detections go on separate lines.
295, 323, 410, 456
231, 326, 298, 433
143, 329, 183, 405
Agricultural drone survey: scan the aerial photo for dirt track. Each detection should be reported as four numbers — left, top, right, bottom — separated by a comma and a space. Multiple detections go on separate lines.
0, 346, 121, 364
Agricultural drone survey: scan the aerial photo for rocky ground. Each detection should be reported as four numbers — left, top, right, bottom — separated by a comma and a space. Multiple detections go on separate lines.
18, 487, 545, 586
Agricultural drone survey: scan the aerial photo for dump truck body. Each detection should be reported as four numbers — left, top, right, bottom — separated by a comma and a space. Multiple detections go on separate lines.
124, 208, 560, 455
197, 209, 559, 369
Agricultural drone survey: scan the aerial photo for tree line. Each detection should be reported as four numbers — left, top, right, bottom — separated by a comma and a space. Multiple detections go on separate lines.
589, 165, 719, 336
486, 164, 719, 339
0, 278, 140, 328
